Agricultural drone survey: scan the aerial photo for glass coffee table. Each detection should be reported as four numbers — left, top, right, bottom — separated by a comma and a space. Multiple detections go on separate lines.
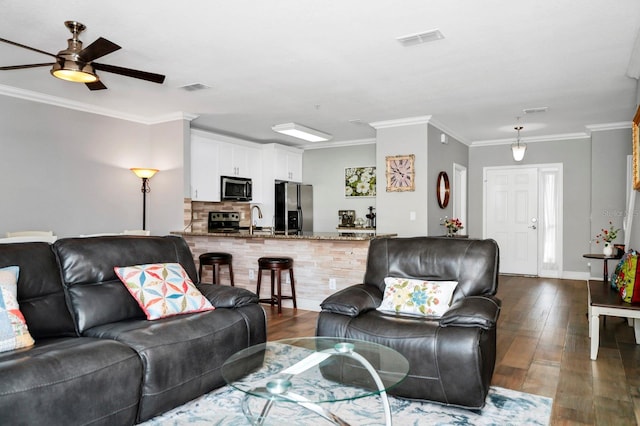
221, 337, 409, 426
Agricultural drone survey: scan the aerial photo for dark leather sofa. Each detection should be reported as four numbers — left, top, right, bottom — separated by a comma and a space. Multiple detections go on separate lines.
316, 236, 500, 409
0, 235, 266, 425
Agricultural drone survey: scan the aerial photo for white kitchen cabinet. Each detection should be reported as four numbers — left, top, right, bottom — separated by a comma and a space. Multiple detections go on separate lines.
190, 130, 263, 203
274, 147, 303, 182
218, 142, 251, 178
190, 135, 220, 201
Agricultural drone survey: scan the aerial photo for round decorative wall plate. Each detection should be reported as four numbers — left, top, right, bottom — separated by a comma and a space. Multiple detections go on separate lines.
437, 171, 450, 208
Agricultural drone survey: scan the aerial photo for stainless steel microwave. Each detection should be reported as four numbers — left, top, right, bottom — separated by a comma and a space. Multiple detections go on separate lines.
221, 176, 252, 201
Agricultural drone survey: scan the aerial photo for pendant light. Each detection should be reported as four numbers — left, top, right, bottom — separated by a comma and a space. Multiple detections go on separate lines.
511, 117, 526, 162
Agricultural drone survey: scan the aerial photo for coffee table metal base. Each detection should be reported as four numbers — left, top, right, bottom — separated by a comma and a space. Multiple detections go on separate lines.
241, 343, 393, 426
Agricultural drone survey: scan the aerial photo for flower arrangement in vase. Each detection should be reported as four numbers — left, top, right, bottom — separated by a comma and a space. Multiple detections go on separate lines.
441, 217, 464, 237
594, 221, 620, 256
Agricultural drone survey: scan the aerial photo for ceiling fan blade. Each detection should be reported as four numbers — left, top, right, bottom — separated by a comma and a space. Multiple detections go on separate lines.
79, 37, 121, 62
0, 62, 54, 70
93, 62, 165, 84
0, 38, 57, 58
86, 80, 107, 91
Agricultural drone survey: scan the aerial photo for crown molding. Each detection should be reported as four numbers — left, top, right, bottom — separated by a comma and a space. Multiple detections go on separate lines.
302, 137, 376, 150
471, 132, 590, 147
585, 121, 631, 132
427, 116, 470, 145
0, 84, 198, 125
146, 112, 199, 124
370, 115, 432, 129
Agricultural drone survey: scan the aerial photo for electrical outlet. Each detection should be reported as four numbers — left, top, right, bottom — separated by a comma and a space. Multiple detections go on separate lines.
329, 278, 337, 290
285, 274, 291, 284
192, 212, 198, 220
249, 269, 255, 279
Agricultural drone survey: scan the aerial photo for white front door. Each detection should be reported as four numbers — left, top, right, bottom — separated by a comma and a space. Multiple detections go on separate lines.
485, 167, 538, 275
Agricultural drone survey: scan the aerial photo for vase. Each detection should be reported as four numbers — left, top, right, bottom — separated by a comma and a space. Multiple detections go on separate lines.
447, 228, 457, 238
603, 243, 614, 256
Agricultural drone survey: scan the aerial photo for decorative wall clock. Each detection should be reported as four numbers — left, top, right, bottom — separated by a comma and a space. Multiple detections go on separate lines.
385, 154, 415, 192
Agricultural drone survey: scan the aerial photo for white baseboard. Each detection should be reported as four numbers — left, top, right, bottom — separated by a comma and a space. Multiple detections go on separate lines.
560, 271, 590, 280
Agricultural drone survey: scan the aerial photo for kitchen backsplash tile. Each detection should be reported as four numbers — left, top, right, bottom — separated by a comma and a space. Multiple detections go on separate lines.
184, 199, 252, 233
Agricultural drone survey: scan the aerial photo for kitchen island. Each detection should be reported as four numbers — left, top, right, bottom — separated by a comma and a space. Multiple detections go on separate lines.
173, 231, 396, 311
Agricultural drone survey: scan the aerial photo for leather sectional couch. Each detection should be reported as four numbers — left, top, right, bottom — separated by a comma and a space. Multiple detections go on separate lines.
0, 235, 266, 425
316, 236, 500, 409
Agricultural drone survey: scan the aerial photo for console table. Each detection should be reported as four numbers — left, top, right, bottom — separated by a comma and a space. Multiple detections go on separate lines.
587, 280, 640, 360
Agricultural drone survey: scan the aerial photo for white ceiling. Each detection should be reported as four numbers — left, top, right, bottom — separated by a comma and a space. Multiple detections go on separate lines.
1, 1, 640, 147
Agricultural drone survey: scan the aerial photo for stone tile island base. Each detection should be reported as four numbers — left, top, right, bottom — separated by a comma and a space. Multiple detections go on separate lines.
174, 232, 386, 311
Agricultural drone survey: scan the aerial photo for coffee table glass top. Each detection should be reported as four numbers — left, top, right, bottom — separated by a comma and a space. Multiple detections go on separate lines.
221, 337, 409, 404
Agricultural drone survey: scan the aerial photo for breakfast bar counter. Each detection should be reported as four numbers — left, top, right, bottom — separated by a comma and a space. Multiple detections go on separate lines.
173, 231, 396, 311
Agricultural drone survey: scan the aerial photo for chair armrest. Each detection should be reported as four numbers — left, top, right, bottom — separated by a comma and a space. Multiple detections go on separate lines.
197, 284, 259, 308
439, 295, 501, 330
320, 284, 383, 317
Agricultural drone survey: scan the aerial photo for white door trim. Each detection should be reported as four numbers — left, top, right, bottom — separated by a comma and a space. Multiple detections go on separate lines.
453, 163, 467, 235
483, 163, 563, 277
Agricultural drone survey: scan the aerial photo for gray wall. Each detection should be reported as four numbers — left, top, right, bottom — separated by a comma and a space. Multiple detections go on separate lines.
375, 123, 429, 236
0, 95, 186, 237
427, 124, 468, 234
303, 143, 376, 232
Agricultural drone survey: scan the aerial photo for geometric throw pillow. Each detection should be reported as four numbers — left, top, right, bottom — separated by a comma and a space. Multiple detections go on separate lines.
377, 277, 458, 318
114, 263, 215, 320
0, 266, 35, 352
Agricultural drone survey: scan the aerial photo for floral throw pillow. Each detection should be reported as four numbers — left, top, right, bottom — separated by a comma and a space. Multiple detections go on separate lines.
0, 266, 35, 352
377, 277, 458, 317
114, 263, 215, 320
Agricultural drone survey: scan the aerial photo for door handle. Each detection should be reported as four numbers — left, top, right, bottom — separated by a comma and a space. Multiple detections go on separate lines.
528, 225, 537, 230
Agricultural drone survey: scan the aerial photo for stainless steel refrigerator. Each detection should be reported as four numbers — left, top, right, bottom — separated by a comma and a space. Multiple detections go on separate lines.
275, 181, 313, 234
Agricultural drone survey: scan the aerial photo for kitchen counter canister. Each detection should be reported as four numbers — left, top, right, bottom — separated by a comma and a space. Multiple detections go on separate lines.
173, 231, 397, 311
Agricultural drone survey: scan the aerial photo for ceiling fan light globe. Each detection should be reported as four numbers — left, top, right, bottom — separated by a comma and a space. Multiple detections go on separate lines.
51, 60, 98, 83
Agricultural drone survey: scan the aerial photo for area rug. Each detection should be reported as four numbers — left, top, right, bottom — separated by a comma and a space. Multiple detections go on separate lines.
141, 384, 552, 425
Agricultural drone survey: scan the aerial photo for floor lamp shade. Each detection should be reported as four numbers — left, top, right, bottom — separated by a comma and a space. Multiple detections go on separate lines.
130, 168, 159, 230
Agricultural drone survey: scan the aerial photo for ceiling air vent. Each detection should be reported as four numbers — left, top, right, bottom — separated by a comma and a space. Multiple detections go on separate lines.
523, 106, 549, 114
396, 29, 444, 47
179, 83, 211, 92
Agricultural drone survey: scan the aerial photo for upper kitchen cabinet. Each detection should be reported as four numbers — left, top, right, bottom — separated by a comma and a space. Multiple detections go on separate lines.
218, 142, 260, 179
189, 130, 263, 202
191, 133, 221, 201
263, 144, 303, 182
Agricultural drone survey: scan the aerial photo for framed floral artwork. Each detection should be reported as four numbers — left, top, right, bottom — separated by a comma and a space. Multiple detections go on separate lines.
385, 154, 415, 192
345, 166, 376, 197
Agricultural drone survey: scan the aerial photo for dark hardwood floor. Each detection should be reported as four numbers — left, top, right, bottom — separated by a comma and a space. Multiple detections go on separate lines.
263, 275, 640, 425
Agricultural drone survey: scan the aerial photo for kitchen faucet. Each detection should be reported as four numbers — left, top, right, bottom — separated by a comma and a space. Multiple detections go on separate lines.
250, 205, 263, 235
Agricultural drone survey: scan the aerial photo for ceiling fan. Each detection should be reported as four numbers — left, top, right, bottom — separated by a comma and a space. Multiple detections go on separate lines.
0, 21, 166, 90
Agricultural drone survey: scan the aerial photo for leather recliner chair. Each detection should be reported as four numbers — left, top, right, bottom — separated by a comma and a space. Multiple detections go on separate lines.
316, 236, 500, 409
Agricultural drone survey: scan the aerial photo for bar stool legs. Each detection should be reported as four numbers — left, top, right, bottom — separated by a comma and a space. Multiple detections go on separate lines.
256, 256, 296, 314
198, 252, 234, 286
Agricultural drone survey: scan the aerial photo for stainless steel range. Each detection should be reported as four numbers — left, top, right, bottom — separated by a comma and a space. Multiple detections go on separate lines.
208, 212, 240, 233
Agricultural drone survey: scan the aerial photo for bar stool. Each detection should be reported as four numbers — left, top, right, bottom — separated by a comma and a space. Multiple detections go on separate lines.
198, 252, 234, 286
256, 256, 297, 314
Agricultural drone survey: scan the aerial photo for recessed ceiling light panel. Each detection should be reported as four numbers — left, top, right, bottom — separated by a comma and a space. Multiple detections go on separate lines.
272, 123, 332, 142
396, 29, 444, 47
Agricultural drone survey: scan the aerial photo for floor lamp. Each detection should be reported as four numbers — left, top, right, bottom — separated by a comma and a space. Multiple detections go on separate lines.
130, 168, 159, 231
